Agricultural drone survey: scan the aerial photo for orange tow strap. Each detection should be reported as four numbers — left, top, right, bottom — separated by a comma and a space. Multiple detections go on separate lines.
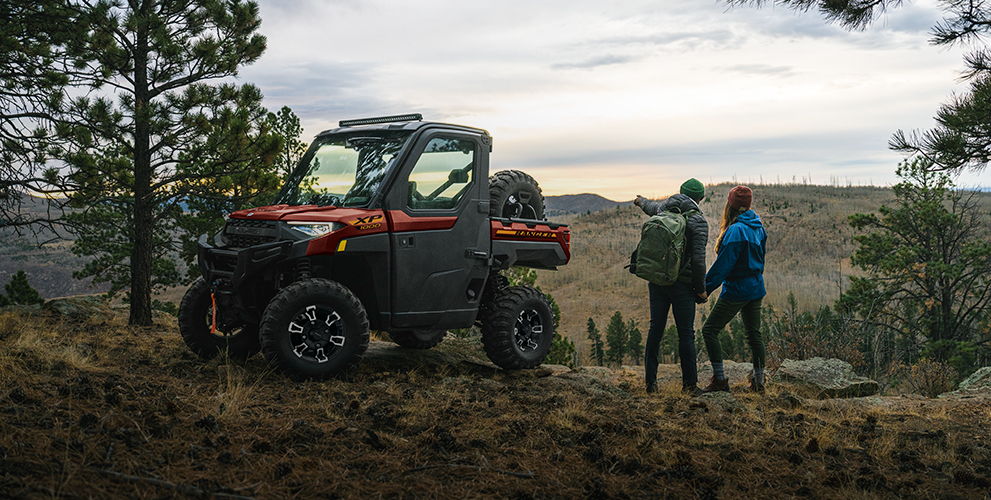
210, 292, 218, 334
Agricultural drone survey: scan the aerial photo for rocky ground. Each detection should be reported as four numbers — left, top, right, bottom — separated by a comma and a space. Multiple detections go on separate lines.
1, 305, 990, 499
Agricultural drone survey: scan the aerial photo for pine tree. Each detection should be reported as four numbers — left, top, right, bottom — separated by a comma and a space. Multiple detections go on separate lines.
547, 332, 578, 368
605, 311, 628, 366
626, 320, 643, 365
43, 0, 282, 325
586, 318, 604, 366
5, 271, 43, 305
267, 105, 308, 177
839, 159, 991, 377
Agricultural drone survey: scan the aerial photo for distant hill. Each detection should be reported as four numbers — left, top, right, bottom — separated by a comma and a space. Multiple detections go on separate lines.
544, 193, 628, 216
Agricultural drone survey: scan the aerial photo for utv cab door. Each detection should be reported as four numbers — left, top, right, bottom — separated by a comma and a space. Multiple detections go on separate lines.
386, 131, 490, 329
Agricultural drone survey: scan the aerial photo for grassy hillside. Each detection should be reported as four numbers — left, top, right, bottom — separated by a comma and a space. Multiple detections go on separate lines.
2, 308, 990, 498
537, 184, 907, 346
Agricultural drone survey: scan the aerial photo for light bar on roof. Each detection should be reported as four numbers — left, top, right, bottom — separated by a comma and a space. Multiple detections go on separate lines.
339, 114, 423, 127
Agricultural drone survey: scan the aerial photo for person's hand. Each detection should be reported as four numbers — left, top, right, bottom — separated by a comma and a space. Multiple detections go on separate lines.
695, 292, 708, 304
634, 195, 646, 207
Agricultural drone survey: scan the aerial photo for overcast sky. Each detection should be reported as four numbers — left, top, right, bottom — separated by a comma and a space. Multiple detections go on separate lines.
241, 0, 989, 199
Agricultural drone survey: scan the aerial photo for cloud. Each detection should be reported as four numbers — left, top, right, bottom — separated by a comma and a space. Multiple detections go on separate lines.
725, 64, 796, 77
597, 30, 739, 49
551, 54, 638, 70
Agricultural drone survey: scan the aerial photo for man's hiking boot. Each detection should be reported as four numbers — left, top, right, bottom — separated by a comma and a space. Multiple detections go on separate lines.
701, 377, 730, 393
646, 382, 657, 394
682, 385, 703, 397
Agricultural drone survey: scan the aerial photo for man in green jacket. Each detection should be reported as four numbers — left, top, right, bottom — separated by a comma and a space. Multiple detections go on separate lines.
634, 178, 709, 395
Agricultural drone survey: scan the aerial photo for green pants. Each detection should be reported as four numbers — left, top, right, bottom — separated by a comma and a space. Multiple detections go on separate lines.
701, 297, 765, 371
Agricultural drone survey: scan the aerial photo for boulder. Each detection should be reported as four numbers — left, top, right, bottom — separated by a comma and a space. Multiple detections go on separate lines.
698, 360, 755, 383
43, 295, 110, 319
778, 357, 879, 399
941, 367, 991, 398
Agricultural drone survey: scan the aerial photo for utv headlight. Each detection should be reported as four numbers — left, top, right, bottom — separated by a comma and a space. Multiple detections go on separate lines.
286, 221, 344, 237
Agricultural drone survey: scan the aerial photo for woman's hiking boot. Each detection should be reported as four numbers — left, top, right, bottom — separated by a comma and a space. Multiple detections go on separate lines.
682, 385, 703, 397
701, 377, 730, 393
646, 382, 657, 394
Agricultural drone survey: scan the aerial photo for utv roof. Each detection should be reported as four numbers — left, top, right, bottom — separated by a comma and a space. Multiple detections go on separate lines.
316, 113, 490, 138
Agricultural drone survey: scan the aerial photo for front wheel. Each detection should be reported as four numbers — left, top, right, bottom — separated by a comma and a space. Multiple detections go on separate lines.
259, 278, 369, 380
480, 286, 554, 370
178, 278, 260, 361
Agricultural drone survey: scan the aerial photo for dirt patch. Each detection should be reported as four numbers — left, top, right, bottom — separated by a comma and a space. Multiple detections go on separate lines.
1, 310, 989, 498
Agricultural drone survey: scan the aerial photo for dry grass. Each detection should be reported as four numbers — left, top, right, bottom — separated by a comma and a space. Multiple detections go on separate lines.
1, 308, 990, 498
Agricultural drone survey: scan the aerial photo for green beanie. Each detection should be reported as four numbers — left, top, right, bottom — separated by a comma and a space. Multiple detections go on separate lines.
680, 178, 705, 201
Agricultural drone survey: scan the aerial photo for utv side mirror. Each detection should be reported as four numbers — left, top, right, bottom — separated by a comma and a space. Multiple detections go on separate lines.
449, 169, 469, 184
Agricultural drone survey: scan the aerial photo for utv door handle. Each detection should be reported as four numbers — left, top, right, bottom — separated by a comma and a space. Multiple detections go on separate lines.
466, 249, 488, 259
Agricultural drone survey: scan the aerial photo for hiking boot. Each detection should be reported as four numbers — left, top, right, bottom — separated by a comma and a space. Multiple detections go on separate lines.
646, 382, 657, 394
701, 377, 730, 393
682, 385, 703, 397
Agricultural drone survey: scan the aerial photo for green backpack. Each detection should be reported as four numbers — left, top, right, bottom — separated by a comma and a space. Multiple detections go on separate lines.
631, 209, 695, 286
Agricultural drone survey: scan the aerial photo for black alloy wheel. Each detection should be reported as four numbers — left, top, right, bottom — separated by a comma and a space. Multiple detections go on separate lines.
514, 308, 544, 352
287, 304, 347, 364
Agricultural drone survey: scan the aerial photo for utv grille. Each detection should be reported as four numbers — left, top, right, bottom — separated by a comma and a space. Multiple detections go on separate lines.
223, 218, 278, 248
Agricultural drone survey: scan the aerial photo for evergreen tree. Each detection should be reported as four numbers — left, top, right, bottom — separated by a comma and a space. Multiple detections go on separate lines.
0, 1, 83, 236
267, 105, 308, 177
605, 311, 628, 366
42, 0, 281, 325
839, 159, 991, 377
5, 271, 43, 305
586, 317, 605, 366
626, 319, 643, 365
547, 332, 578, 368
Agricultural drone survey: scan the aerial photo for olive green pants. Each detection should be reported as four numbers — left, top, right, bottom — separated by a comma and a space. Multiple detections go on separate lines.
701, 296, 765, 372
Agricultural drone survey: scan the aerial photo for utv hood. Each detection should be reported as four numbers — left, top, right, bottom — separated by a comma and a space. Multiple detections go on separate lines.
229, 205, 382, 223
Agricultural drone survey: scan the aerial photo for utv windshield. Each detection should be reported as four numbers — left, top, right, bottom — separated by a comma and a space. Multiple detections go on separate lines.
276, 131, 412, 207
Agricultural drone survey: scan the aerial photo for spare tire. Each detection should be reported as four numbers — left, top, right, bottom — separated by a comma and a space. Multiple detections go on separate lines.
489, 170, 545, 220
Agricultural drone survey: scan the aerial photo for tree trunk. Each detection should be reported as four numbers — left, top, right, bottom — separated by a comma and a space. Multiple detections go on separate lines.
129, 2, 153, 326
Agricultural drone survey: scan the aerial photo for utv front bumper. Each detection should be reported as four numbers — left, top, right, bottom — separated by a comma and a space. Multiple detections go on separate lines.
197, 233, 311, 327
196, 233, 307, 289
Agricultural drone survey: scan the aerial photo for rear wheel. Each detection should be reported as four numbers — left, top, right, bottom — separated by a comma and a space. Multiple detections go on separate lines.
489, 170, 545, 220
388, 329, 446, 349
480, 286, 554, 369
178, 278, 260, 362
259, 278, 369, 380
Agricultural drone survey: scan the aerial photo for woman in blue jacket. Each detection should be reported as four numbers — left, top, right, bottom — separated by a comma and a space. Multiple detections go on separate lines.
701, 185, 768, 393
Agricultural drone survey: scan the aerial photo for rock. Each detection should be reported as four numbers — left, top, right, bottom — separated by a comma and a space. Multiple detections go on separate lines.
698, 360, 755, 382
43, 295, 110, 319
956, 367, 991, 393
940, 366, 991, 398
778, 358, 879, 399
